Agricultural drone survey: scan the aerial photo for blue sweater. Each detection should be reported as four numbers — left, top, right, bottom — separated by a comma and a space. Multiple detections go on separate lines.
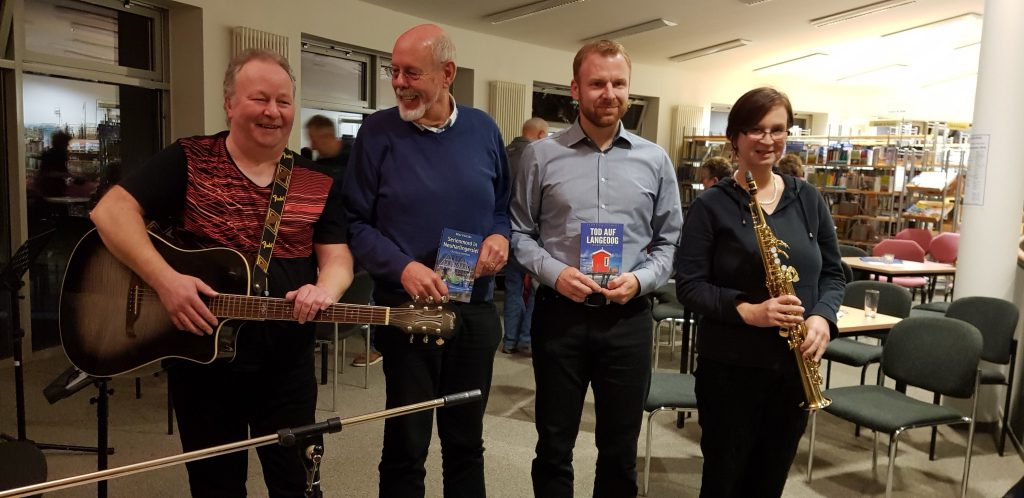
343, 106, 511, 305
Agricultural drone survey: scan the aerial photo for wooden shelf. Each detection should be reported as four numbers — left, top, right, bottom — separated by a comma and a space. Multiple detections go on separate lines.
819, 188, 901, 196
832, 214, 897, 222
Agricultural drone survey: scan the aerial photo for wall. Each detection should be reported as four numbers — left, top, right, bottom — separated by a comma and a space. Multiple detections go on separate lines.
161, 0, 978, 150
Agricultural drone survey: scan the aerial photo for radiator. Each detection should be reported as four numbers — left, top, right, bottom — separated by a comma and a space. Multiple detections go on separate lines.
489, 81, 529, 145
670, 104, 706, 164
231, 26, 289, 59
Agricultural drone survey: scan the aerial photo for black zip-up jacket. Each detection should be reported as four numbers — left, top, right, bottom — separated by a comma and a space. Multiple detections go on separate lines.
675, 174, 845, 370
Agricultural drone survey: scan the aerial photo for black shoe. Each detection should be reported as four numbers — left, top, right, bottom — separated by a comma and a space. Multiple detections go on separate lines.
500, 345, 516, 354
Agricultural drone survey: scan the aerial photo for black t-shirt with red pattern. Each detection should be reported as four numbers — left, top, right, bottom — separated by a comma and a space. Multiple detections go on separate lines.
119, 131, 347, 359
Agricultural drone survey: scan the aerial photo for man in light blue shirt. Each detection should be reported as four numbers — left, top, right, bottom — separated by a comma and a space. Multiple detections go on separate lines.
510, 40, 683, 497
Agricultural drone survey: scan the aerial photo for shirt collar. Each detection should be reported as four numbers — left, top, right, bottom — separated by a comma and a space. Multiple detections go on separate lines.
413, 94, 458, 133
563, 119, 635, 150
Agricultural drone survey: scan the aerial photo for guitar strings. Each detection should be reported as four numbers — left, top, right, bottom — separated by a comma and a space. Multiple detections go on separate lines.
129, 288, 443, 320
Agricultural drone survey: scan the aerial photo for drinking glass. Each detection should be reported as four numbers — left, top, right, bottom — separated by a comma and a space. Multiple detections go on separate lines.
864, 289, 880, 318
882, 253, 896, 264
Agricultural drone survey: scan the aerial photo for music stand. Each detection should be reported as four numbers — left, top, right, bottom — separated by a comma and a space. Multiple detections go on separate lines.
0, 228, 101, 456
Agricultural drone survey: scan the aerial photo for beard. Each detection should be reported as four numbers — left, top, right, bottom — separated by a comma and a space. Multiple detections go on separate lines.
396, 88, 439, 122
580, 98, 628, 128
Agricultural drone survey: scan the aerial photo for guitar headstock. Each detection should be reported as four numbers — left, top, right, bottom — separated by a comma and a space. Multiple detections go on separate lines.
390, 303, 456, 339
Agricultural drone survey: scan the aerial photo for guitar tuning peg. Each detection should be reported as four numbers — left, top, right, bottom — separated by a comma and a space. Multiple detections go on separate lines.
408, 335, 414, 344
435, 338, 445, 346
435, 328, 441, 333
406, 326, 412, 332
422, 335, 428, 343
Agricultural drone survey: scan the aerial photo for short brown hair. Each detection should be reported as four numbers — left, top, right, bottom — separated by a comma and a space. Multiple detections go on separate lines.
701, 156, 733, 183
726, 87, 793, 147
223, 48, 295, 100
573, 40, 631, 81
305, 114, 335, 133
777, 153, 804, 178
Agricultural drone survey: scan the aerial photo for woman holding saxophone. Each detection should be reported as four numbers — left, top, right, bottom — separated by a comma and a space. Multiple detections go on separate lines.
674, 87, 844, 497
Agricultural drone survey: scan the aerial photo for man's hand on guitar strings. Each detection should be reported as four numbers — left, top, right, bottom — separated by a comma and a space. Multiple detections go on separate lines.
285, 284, 336, 324
154, 271, 219, 336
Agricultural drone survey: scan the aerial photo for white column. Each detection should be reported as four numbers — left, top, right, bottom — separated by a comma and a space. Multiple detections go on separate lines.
953, 0, 1024, 422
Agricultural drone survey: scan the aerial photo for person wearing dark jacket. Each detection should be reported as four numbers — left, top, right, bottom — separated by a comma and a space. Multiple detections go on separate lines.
674, 87, 844, 498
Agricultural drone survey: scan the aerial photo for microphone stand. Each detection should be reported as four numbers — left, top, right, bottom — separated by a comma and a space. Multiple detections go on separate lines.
0, 389, 482, 498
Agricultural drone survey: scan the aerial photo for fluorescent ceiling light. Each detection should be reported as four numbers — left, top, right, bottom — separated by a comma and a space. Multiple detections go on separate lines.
810, 0, 916, 28
883, 12, 982, 38
920, 72, 977, 88
737, 0, 773, 5
485, 0, 585, 24
836, 64, 908, 83
669, 39, 750, 63
753, 53, 829, 73
582, 18, 677, 43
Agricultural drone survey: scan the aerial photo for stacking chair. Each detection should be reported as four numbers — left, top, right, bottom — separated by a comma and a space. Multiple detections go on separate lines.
894, 227, 934, 254
0, 441, 47, 495
807, 316, 983, 498
824, 280, 912, 389
936, 297, 1019, 457
839, 244, 870, 281
651, 283, 688, 370
641, 371, 697, 496
314, 271, 375, 411
872, 239, 929, 303
920, 232, 960, 309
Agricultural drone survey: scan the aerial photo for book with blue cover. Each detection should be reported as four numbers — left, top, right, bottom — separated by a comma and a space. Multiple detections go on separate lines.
580, 222, 624, 287
435, 228, 483, 302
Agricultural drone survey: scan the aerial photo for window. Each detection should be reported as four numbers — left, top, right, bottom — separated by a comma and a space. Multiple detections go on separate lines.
301, 47, 369, 109
24, 0, 164, 81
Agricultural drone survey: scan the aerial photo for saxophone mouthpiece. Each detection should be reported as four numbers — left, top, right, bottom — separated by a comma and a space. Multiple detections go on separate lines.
744, 171, 758, 195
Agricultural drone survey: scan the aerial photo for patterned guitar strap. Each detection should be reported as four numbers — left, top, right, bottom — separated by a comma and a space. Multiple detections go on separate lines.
251, 151, 294, 296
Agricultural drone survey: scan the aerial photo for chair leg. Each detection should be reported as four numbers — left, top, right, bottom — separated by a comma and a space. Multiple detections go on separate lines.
872, 431, 878, 472
363, 327, 370, 389
853, 365, 869, 438
643, 408, 662, 497
652, 320, 662, 370
1000, 354, 1016, 456
319, 341, 329, 385
331, 326, 338, 412
927, 392, 941, 460
886, 432, 901, 498
807, 410, 818, 482
669, 320, 677, 357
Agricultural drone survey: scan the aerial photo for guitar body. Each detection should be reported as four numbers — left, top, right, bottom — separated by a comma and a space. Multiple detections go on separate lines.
60, 229, 251, 377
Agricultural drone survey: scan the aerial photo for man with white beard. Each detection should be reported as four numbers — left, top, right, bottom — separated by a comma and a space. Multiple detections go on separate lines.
342, 24, 510, 498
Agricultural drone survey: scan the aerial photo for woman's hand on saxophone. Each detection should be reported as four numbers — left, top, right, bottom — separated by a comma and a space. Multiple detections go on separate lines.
736, 295, 805, 328
801, 315, 831, 362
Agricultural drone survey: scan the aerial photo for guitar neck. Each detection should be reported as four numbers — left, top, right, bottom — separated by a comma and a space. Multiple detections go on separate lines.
206, 295, 390, 325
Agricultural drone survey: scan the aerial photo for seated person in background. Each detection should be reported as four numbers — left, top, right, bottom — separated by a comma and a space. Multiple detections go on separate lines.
777, 152, 804, 179
37, 130, 72, 197
701, 155, 733, 189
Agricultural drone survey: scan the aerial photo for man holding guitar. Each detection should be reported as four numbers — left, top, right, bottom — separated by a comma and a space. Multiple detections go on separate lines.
89, 49, 352, 497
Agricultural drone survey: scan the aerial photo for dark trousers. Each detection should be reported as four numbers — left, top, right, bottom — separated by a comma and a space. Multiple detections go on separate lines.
168, 335, 319, 498
375, 302, 502, 498
694, 356, 808, 498
531, 287, 652, 498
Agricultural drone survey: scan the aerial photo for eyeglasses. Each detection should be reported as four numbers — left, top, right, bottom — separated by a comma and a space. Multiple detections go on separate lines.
383, 66, 429, 81
743, 128, 789, 141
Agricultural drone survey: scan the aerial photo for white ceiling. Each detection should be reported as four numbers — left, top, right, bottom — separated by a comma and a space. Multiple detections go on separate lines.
357, 0, 984, 88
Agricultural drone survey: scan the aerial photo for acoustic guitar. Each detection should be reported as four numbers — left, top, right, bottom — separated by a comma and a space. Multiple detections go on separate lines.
60, 229, 455, 377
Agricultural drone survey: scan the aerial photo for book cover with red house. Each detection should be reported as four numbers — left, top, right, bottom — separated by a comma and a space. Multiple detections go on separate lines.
580, 222, 623, 286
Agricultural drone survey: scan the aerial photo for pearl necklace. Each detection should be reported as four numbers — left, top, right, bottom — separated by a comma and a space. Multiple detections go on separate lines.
735, 171, 779, 205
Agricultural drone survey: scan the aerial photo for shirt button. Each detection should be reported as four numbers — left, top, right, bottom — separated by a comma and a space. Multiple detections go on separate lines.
600, 203, 606, 209
601, 177, 607, 182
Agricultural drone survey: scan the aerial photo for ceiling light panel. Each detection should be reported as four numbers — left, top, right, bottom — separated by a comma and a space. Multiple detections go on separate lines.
836, 64, 908, 84
737, 0, 773, 4
669, 39, 750, 63
810, 0, 916, 28
582, 18, 677, 43
485, 0, 586, 24
753, 53, 829, 74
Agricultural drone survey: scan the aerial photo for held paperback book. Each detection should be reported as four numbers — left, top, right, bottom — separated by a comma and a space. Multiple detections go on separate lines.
435, 228, 483, 303
580, 222, 623, 288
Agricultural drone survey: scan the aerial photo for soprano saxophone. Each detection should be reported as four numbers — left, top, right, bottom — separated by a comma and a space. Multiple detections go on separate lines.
744, 171, 831, 411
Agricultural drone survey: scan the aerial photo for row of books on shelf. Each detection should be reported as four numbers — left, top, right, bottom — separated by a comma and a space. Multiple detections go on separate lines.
789, 142, 968, 168
806, 169, 904, 192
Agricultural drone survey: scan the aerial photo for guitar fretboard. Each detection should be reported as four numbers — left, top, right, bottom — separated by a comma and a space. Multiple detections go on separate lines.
206, 295, 389, 324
